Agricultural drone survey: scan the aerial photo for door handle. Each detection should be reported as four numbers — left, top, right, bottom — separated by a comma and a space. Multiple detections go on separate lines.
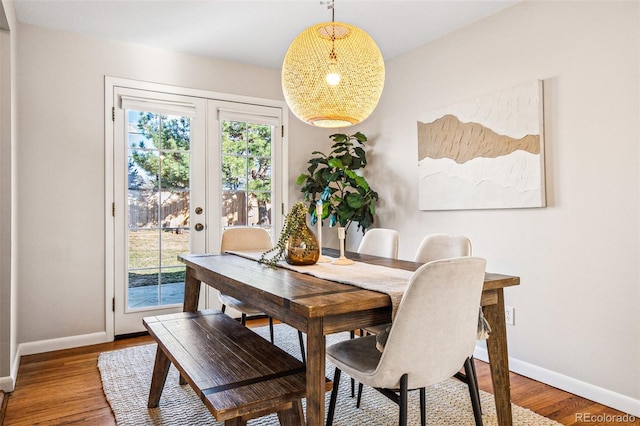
194, 223, 204, 231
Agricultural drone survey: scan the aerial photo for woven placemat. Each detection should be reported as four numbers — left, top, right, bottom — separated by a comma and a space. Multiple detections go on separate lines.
98, 324, 561, 425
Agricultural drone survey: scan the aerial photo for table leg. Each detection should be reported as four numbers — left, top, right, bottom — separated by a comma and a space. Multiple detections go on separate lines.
305, 318, 325, 426
183, 267, 201, 312
484, 289, 513, 426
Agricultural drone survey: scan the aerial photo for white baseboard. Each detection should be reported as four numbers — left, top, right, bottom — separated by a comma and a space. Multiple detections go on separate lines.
0, 344, 21, 392
0, 374, 15, 392
18, 331, 110, 356
474, 345, 640, 418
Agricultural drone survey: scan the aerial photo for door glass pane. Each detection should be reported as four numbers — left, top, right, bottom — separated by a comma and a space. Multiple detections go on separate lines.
248, 191, 271, 225
247, 123, 272, 156
222, 156, 247, 191
221, 120, 273, 230
128, 229, 159, 269
160, 228, 189, 268
128, 268, 160, 308
126, 110, 191, 309
160, 266, 186, 305
222, 190, 246, 226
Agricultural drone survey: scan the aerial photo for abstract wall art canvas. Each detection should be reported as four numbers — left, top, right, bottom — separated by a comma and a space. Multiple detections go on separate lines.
417, 80, 546, 210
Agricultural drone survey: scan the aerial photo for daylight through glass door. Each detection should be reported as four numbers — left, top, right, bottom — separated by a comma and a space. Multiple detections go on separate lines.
126, 110, 190, 309
221, 120, 273, 232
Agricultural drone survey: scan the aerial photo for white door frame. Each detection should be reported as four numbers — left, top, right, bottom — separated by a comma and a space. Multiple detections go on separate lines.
104, 76, 288, 339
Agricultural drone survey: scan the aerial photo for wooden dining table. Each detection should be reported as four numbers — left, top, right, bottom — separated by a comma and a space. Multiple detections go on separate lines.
178, 248, 520, 426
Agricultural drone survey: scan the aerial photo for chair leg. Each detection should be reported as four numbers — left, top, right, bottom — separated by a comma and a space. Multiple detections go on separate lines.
469, 355, 482, 414
464, 358, 483, 426
420, 387, 426, 426
297, 331, 306, 363
221, 304, 226, 313
268, 317, 274, 344
350, 330, 355, 397
399, 373, 408, 426
326, 368, 342, 426
241, 313, 247, 326
453, 356, 482, 415
356, 382, 363, 408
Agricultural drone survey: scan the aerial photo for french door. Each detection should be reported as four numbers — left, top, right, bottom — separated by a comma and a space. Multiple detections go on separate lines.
112, 87, 207, 335
107, 79, 286, 336
203, 101, 285, 316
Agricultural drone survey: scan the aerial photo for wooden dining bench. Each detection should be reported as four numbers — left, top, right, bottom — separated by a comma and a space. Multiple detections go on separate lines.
144, 309, 321, 426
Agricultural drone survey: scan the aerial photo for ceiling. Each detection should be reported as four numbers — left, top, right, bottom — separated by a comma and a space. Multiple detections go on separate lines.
13, 0, 518, 70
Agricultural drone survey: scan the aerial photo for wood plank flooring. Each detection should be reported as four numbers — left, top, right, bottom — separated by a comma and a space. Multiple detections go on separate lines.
2, 321, 638, 426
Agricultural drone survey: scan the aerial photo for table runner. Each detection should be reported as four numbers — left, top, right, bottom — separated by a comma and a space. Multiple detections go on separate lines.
226, 250, 491, 339
227, 250, 412, 319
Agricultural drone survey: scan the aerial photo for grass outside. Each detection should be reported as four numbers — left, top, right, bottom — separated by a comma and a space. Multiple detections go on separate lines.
128, 228, 189, 287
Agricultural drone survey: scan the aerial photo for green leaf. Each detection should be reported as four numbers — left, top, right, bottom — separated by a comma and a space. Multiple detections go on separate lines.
330, 133, 348, 143
346, 193, 365, 208
295, 174, 308, 185
353, 175, 370, 191
338, 152, 353, 167
309, 157, 327, 166
327, 171, 341, 182
353, 146, 366, 161
353, 132, 368, 143
327, 158, 344, 169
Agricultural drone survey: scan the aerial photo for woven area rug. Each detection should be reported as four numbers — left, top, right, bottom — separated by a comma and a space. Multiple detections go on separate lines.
98, 324, 560, 425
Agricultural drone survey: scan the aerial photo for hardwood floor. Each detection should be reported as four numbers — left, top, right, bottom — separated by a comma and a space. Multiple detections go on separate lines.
2, 336, 152, 426
474, 363, 639, 426
2, 321, 637, 426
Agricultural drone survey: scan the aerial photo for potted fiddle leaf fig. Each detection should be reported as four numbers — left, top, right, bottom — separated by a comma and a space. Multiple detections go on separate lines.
296, 132, 378, 234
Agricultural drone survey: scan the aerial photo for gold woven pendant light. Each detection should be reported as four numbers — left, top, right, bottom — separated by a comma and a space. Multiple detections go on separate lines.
281, 3, 385, 128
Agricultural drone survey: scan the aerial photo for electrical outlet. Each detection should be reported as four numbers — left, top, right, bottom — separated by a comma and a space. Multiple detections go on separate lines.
505, 306, 515, 325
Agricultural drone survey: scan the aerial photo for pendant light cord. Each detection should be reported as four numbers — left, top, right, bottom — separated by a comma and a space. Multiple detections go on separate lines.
322, 0, 335, 22
328, 0, 336, 62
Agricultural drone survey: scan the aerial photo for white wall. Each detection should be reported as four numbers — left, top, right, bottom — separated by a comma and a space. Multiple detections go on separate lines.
14, 23, 321, 346
355, 0, 640, 415
0, 0, 17, 392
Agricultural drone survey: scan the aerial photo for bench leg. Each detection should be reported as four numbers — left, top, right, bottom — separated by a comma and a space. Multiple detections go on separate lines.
276, 399, 305, 426
224, 419, 247, 426
148, 346, 171, 408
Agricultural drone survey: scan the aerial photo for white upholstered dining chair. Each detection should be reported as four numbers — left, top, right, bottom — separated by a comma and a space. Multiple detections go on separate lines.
414, 233, 472, 263
365, 234, 471, 338
358, 233, 478, 408
326, 257, 486, 426
219, 227, 306, 362
357, 228, 400, 259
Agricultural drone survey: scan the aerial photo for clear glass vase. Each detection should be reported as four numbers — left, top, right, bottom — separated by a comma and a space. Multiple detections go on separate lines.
285, 223, 320, 265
